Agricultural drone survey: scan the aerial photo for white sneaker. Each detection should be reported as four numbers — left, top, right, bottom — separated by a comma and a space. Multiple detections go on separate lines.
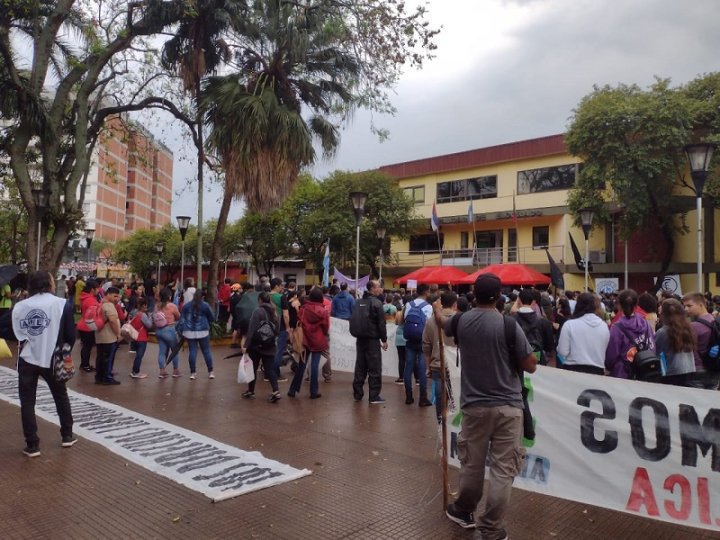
208, 372, 215, 379
190, 373, 197, 380
130, 372, 148, 379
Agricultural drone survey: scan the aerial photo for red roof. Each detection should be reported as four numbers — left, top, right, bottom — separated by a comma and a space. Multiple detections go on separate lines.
378, 134, 567, 179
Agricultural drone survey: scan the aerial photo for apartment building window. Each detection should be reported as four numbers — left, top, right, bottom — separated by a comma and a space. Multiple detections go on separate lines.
460, 232, 469, 249
517, 164, 577, 194
437, 176, 497, 203
409, 234, 444, 252
404, 186, 425, 205
532, 226, 549, 249
508, 229, 517, 262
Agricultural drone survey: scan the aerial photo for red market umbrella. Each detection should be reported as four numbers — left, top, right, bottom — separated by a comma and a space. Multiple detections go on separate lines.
395, 266, 445, 285
459, 263, 551, 286
416, 266, 468, 285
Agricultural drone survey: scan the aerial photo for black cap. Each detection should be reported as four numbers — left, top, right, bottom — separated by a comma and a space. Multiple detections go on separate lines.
473, 273, 502, 304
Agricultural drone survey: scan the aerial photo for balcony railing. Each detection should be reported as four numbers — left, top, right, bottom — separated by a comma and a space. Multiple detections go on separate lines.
389, 245, 566, 269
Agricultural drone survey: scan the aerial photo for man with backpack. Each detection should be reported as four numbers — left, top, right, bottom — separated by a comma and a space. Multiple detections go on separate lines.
444, 273, 536, 537
512, 289, 555, 366
401, 284, 433, 406
682, 292, 720, 390
349, 280, 388, 404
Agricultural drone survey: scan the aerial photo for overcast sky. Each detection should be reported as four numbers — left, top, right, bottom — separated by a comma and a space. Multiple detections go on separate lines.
167, 0, 720, 222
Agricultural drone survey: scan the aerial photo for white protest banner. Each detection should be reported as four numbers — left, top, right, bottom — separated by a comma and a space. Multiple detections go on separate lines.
407, 279, 418, 290
654, 274, 683, 296
329, 317, 397, 376
596, 277, 619, 294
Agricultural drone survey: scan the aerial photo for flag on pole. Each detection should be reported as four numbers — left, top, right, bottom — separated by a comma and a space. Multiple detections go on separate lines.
467, 200, 474, 224
431, 202, 440, 232
322, 239, 330, 287
512, 191, 518, 227
545, 249, 565, 289
568, 232, 593, 272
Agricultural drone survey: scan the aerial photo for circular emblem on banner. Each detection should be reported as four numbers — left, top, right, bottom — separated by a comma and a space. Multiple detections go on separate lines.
20, 309, 50, 336
661, 276, 680, 293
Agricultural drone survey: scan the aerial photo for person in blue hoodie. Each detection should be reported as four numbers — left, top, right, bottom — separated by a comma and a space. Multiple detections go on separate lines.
180, 289, 216, 379
330, 282, 355, 320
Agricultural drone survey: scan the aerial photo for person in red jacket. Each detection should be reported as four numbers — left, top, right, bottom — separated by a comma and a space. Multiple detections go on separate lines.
217, 279, 232, 328
128, 298, 152, 379
288, 287, 329, 399
76, 279, 100, 372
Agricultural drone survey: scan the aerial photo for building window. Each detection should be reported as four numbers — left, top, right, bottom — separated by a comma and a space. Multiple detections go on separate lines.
460, 232, 469, 250
404, 186, 425, 205
436, 176, 497, 203
532, 226, 549, 249
409, 234, 444, 252
508, 229, 517, 262
517, 164, 577, 194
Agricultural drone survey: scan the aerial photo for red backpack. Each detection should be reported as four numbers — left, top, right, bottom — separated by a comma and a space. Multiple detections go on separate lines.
83, 304, 106, 332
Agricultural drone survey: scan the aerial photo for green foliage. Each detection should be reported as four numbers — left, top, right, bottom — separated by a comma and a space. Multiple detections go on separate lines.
115, 224, 197, 281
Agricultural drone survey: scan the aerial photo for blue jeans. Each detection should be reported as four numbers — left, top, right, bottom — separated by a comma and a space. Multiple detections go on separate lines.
290, 351, 321, 396
156, 326, 179, 369
187, 336, 214, 374
431, 370, 442, 421
131, 341, 147, 374
404, 345, 427, 400
273, 329, 289, 375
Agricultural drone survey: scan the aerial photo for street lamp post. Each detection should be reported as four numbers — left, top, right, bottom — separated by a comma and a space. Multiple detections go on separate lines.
376, 226, 386, 284
350, 192, 368, 298
580, 208, 594, 293
155, 242, 164, 286
684, 143, 716, 292
31, 185, 48, 271
176, 215, 191, 295
85, 228, 95, 275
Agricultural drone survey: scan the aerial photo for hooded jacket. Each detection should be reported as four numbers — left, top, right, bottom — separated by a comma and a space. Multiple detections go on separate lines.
300, 300, 330, 352
76, 291, 99, 332
557, 313, 610, 370
331, 290, 355, 320
605, 313, 656, 379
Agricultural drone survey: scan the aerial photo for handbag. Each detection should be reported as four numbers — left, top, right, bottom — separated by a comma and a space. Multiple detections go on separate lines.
0, 338, 12, 359
120, 322, 139, 341
237, 352, 255, 384
53, 316, 75, 383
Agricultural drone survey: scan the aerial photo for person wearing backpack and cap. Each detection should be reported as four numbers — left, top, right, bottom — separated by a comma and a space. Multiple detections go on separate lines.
444, 273, 536, 536
401, 283, 433, 406
512, 288, 555, 366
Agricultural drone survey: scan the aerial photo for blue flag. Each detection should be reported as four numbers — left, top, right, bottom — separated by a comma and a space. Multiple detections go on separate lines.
322, 240, 330, 287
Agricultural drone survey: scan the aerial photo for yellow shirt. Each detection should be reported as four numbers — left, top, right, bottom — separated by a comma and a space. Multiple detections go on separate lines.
74, 279, 85, 306
0, 284, 12, 309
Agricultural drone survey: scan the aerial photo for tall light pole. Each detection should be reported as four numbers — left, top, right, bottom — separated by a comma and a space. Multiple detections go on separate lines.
580, 208, 594, 293
376, 226, 386, 285
155, 242, 164, 287
684, 143, 716, 293
176, 215, 191, 294
350, 192, 368, 298
31, 185, 48, 271
85, 228, 95, 275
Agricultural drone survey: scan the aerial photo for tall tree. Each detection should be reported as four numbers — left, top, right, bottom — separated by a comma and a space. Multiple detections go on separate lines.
202, 0, 438, 297
566, 75, 720, 289
0, 0, 189, 272
161, 0, 244, 291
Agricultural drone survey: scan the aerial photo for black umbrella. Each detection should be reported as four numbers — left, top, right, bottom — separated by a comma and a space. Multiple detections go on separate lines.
0, 265, 18, 287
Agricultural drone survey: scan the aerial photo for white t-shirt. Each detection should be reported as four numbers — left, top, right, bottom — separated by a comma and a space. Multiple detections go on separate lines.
183, 287, 196, 304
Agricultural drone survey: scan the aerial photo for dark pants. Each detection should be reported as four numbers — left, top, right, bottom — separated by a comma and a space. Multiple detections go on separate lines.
397, 345, 419, 381
248, 350, 278, 393
106, 342, 118, 380
78, 330, 95, 369
18, 358, 73, 446
95, 343, 112, 382
431, 370, 443, 421
353, 338, 382, 401
131, 341, 147, 374
290, 350, 321, 396
404, 345, 428, 400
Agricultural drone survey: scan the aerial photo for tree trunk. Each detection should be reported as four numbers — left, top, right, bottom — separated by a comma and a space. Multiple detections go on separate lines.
207, 186, 233, 309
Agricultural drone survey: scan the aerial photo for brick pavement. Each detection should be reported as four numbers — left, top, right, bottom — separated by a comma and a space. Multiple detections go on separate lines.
0, 342, 715, 539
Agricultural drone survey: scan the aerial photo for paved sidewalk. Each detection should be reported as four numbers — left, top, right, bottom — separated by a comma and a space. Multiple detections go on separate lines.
0, 342, 715, 539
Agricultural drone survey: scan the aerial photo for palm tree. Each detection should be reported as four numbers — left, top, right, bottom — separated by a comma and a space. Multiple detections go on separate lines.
201, 0, 360, 293
161, 0, 244, 290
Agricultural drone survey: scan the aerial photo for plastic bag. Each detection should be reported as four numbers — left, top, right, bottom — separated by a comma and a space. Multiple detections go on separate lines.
237, 353, 255, 384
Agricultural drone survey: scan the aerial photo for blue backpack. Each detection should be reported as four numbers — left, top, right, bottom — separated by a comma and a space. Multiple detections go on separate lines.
403, 300, 429, 343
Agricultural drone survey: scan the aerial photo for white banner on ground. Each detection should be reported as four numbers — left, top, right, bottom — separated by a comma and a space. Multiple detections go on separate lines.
0, 366, 311, 502
328, 320, 720, 532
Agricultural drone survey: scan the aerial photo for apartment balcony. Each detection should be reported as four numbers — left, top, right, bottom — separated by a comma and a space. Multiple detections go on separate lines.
389, 244, 570, 270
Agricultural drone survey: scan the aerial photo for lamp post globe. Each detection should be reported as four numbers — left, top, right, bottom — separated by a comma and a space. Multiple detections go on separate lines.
580, 208, 594, 292
176, 216, 191, 297
684, 143, 716, 292
349, 192, 368, 298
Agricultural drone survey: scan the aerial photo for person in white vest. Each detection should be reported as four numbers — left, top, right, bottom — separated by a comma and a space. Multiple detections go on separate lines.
11, 271, 77, 457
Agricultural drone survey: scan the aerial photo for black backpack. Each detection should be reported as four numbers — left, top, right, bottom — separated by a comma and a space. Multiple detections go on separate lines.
349, 298, 374, 338
694, 318, 720, 372
615, 322, 663, 382
253, 308, 277, 349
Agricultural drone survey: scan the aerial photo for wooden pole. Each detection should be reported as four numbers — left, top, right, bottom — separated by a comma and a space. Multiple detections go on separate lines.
435, 307, 449, 510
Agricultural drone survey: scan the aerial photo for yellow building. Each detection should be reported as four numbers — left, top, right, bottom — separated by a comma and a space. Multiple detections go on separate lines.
378, 134, 719, 295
